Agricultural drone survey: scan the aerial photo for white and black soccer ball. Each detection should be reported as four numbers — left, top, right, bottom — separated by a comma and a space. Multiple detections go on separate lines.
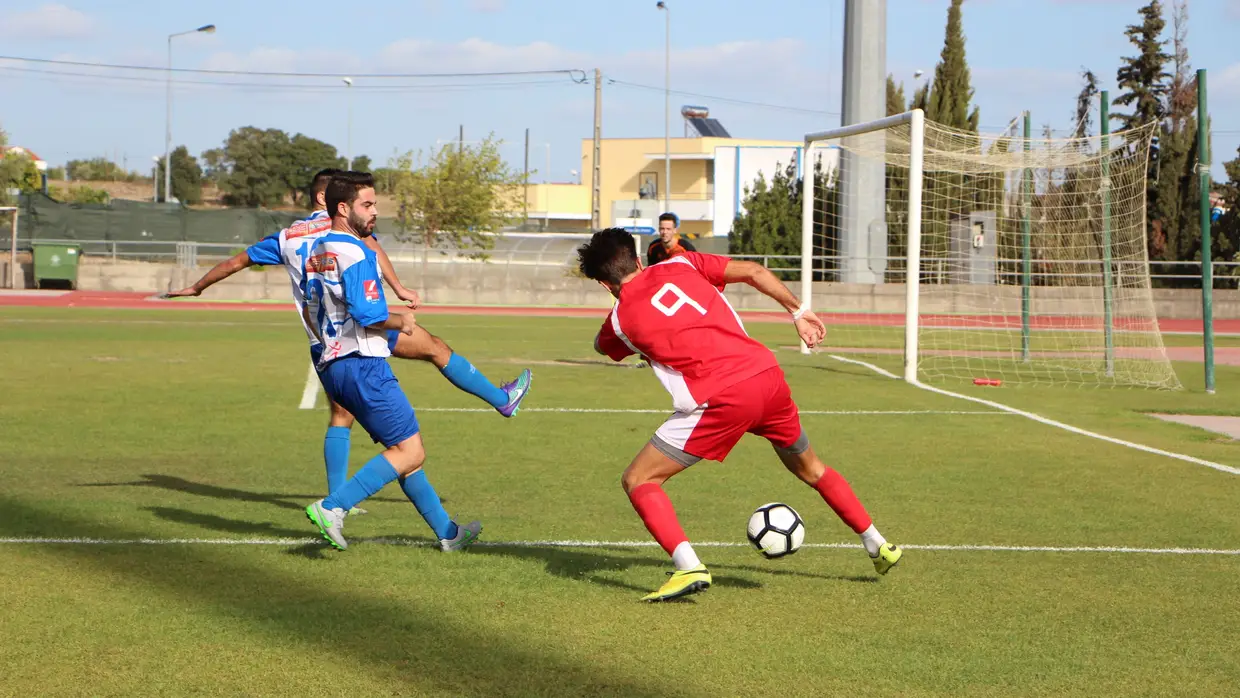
746, 502, 805, 559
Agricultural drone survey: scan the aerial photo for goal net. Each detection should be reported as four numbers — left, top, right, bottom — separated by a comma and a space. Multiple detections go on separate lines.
800, 110, 1181, 389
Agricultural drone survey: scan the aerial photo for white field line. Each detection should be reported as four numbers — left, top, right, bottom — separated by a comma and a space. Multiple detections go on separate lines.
0, 536, 1237, 555
828, 354, 1240, 477
418, 407, 1014, 416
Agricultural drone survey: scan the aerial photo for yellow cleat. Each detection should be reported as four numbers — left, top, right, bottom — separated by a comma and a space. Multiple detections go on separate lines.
642, 565, 712, 602
871, 543, 903, 575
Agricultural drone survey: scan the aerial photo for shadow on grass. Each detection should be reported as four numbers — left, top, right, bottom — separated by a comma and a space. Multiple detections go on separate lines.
7, 496, 675, 698
82, 474, 412, 510
469, 544, 877, 594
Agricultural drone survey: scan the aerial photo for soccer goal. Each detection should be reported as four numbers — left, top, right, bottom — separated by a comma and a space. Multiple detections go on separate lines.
799, 109, 1181, 389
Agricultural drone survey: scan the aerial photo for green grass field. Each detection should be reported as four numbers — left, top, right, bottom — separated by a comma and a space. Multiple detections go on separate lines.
2, 306, 1239, 697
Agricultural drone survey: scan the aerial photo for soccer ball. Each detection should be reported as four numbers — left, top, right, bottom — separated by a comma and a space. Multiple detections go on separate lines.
746, 503, 805, 559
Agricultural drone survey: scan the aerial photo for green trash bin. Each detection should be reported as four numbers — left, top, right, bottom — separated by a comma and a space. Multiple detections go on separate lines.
31, 242, 82, 290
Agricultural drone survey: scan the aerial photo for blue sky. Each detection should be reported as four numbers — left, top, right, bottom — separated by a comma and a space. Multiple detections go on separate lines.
2, 0, 1239, 181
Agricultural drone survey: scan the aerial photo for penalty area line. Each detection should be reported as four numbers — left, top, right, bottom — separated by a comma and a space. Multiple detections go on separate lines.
0, 537, 1237, 555
827, 354, 1240, 477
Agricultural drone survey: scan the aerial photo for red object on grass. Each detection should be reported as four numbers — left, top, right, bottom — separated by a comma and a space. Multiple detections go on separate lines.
973, 378, 1002, 386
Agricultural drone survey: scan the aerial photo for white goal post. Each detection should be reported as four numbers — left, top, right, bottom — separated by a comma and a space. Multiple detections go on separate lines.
800, 109, 924, 383
798, 109, 1180, 390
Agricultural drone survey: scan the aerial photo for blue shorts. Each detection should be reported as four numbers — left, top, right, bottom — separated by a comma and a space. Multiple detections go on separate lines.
309, 330, 400, 365
318, 355, 420, 447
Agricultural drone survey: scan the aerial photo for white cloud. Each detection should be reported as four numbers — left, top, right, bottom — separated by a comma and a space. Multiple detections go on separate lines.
0, 3, 93, 39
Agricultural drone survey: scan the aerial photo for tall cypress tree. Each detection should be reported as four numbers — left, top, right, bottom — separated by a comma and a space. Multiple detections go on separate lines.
1113, 1, 1172, 262
925, 0, 980, 132
920, 0, 980, 261
1155, 0, 1200, 269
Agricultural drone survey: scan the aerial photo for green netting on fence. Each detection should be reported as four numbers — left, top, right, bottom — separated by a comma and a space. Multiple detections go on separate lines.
16, 193, 305, 246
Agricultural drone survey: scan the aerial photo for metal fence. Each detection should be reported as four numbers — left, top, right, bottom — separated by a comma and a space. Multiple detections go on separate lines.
15, 234, 1240, 289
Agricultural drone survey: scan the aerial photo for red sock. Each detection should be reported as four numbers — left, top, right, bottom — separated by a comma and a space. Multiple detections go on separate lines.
813, 468, 873, 534
628, 483, 689, 556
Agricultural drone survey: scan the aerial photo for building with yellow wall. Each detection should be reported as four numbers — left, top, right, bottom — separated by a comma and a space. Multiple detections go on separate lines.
521, 132, 830, 240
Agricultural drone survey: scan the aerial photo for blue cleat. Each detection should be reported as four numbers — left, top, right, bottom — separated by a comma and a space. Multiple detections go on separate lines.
496, 369, 533, 418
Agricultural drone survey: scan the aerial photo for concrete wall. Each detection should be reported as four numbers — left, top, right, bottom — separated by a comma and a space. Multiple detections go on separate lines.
19, 257, 1239, 320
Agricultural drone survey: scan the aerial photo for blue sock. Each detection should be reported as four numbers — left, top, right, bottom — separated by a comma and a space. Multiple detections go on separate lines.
322, 453, 399, 512
399, 469, 458, 540
440, 353, 508, 409
323, 426, 351, 494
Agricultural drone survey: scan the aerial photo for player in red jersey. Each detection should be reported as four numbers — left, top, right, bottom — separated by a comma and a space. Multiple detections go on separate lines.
576, 227, 902, 602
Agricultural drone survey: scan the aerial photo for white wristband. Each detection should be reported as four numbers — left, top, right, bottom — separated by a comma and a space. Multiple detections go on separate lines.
791, 304, 809, 322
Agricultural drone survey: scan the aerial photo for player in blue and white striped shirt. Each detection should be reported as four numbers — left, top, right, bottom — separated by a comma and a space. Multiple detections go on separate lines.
303, 171, 480, 552
165, 169, 531, 510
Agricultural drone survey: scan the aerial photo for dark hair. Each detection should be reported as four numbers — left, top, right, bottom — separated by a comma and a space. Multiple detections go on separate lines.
577, 228, 639, 284
308, 168, 345, 204
658, 212, 679, 227
325, 171, 375, 218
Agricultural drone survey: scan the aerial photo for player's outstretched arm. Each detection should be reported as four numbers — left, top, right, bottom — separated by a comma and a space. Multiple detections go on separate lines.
161, 250, 253, 298
363, 236, 420, 308
723, 260, 826, 348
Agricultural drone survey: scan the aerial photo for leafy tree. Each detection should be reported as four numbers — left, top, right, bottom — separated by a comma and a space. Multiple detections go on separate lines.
45, 166, 66, 181
200, 147, 227, 187
66, 157, 133, 182
728, 159, 835, 279
350, 155, 372, 173
156, 146, 204, 205
372, 167, 400, 195
215, 127, 294, 207
212, 127, 361, 208
1215, 146, 1240, 265
0, 126, 41, 205
49, 184, 110, 205
389, 134, 525, 257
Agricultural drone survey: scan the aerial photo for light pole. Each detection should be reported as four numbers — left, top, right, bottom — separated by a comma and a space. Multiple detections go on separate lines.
165, 23, 215, 204
342, 77, 353, 169
657, 1, 670, 214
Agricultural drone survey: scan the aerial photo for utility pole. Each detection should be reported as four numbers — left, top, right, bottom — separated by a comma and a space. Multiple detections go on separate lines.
524, 127, 530, 227
591, 68, 603, 231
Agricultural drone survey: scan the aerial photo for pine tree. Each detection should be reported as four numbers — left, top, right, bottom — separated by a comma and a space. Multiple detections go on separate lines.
886, 75, 906, 118
924, 0, 980, 132
920, 0, 981, 261
1113, 1, 1172, 262
1113, 1, 1170, 133
1155, 0, 1200, 270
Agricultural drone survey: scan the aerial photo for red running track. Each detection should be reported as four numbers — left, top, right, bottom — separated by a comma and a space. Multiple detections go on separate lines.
2, 289, 1239, 335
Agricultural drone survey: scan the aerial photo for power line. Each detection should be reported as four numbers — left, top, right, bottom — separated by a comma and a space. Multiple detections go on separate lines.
0, 64, 574, 93
0, 55, 589, 82
608, 78, 838, 117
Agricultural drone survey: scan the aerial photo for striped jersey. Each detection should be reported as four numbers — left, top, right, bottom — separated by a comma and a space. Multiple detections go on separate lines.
245, 210, 332, 347
302, 231, 392, 367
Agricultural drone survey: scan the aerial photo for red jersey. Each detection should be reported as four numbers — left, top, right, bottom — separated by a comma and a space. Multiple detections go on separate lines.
596, 251, 779, 413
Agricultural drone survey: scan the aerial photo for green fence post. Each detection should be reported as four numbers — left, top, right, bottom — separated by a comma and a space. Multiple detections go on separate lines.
1198, 69, 1215, 394
1100, 91, 1115, 377
1021, 112, 1032, 363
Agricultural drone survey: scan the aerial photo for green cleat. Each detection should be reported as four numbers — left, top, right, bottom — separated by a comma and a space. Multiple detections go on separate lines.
642, 565, 712, 602
305, 500, 348, 551
439, 520, 482, 552
871, 543, 903, 575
